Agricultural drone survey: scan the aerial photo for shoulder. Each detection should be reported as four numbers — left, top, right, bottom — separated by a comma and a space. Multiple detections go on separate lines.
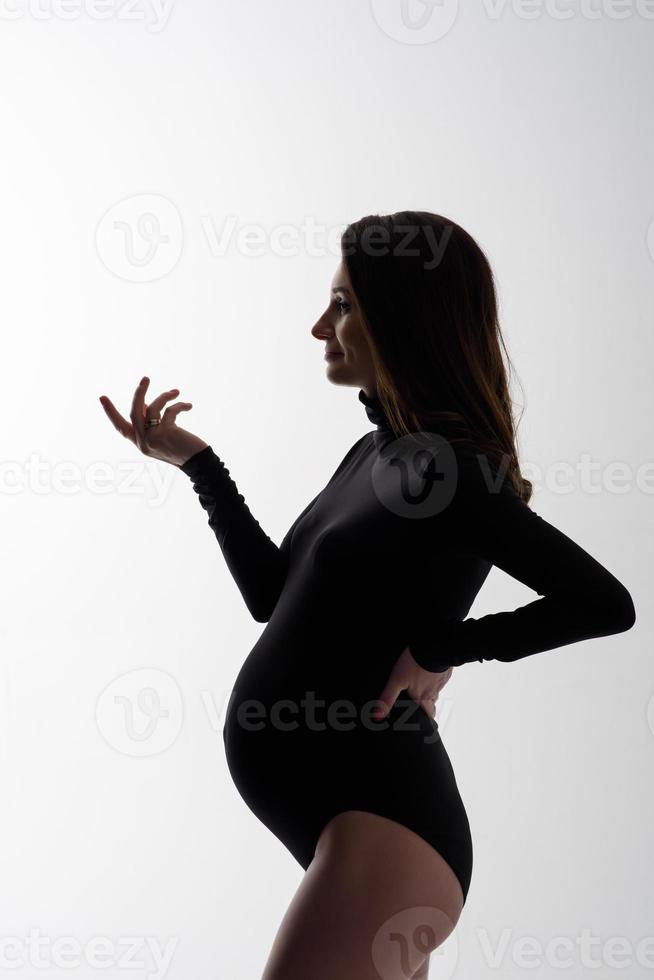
451, 442, 525, 512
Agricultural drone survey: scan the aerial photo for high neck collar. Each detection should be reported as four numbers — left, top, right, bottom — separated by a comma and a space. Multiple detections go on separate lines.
358, 388, 389, 430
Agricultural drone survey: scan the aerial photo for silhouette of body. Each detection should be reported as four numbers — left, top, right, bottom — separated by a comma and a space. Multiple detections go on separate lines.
180, 387, 635, 904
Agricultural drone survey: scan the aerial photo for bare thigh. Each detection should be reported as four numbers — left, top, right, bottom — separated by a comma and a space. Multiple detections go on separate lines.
261, 810, 464, 980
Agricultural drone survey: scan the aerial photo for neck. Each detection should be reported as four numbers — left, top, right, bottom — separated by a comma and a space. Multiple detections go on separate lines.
358, 387, 389, 430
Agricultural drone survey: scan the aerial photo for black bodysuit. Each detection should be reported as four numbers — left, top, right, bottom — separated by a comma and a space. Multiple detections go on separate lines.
180, 388, 635, 904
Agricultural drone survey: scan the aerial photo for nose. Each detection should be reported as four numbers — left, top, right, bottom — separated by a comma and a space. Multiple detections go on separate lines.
311, 313, 333, 342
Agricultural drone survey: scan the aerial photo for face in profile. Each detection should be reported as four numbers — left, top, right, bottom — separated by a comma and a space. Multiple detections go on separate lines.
311, 258, 377, 395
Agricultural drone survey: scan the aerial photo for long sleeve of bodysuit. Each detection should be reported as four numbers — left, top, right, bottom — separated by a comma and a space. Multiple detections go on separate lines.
407, 459, 637, 673
180, 445, 303, 623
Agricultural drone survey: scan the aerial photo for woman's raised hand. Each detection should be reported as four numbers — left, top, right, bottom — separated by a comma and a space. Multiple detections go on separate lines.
99, 376, 209, 468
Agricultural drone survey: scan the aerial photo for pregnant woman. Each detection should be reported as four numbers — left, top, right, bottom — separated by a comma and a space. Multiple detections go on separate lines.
100, 211, 636, 980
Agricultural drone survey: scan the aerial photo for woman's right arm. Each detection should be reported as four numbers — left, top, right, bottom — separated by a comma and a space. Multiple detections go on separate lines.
100, 377, 300, 623
181, 445, 313, 623
180, 433, 371, 624
99, 378, 364, 624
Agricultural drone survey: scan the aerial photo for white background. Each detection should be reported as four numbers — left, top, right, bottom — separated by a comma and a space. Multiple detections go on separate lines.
1, 1, 652, 977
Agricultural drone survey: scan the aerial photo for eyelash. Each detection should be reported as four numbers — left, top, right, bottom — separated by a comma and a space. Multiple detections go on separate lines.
334, 299, 350, 314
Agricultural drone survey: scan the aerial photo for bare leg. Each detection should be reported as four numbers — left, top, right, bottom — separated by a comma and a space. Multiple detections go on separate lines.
261, 810, 464, 980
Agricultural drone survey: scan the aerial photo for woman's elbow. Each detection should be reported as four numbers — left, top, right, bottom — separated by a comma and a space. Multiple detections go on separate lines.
606, 584, 637, 634
247, 590, 280, 623
248, 600, 273, 623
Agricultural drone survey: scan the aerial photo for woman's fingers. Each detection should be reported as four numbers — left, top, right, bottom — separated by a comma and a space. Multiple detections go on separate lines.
162, 401, 192, 423
148, 388, 180, 418
130, 376, 149, 446
419, 696, 437, 718
373, 676, 404, 720
99, 395, 136, 443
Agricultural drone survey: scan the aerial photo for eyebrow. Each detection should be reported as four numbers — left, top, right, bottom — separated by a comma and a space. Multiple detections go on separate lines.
331, 285, 350, 295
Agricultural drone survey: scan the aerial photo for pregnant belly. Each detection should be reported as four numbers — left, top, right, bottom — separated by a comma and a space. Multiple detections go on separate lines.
222, 617, 440, 800
227, 611, 408, 717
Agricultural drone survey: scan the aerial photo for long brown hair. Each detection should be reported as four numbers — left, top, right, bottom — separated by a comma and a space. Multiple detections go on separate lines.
341, 210, 533, 504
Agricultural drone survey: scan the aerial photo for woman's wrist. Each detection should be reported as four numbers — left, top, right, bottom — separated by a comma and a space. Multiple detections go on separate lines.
177, 438, 210, 468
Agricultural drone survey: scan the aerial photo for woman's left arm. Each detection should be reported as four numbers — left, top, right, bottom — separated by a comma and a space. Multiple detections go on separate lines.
407, 463, 637, 674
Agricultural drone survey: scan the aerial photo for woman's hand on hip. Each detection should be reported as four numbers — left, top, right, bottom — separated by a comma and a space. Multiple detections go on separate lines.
99, 376, 209, 468
373, 646, 453, 721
